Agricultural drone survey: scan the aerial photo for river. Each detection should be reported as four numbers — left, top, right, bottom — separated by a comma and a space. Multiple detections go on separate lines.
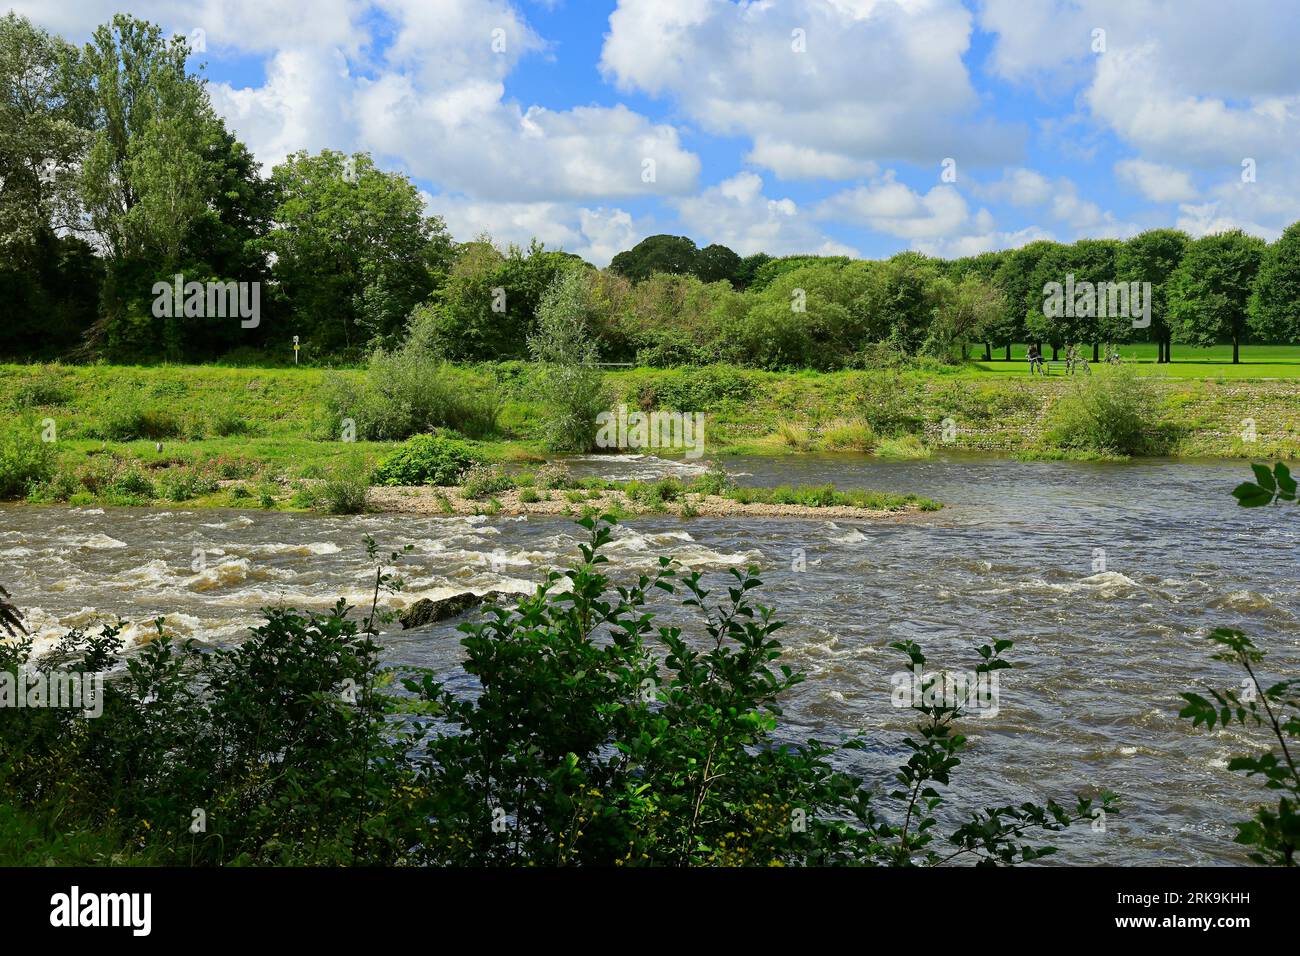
2, 453, 1295, 865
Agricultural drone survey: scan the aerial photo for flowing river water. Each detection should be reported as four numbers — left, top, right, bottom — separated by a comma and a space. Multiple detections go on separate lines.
3, 453, 1296, 865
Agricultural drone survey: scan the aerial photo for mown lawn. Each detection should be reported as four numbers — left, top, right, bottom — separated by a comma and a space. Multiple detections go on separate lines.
966, 343, 1300, 378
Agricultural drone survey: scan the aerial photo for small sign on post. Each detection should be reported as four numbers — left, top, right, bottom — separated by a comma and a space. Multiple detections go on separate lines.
293, 335, 300, 365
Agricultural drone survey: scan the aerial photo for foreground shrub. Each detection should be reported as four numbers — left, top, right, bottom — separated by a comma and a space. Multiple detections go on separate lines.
1179, 627, 1299, 866
0, 595, 419, 865
159, 466, 220, 502
1191, 461, 1300, 866
1045, 366, 1166, 456
371, 433, 481, 486
414, 517, 1107, 864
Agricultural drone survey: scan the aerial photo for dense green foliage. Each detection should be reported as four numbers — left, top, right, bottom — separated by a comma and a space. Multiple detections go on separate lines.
1249, 223, 1300, 346
371, 433, 483, 487
259, 150, 450, 356
4, 10, 1299, 370
1168, 231, 1267, 364
0, 417, 56, 498
322, 346, 501, 441
1043, 365, 1169, 455
528, 268, 607, 451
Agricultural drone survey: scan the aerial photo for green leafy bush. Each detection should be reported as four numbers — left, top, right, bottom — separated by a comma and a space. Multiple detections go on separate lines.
159, 466, 220, 502
687, 461, 737, 496
320, 461, 369, 514
371, 433, 481, 486
322, 350, 500, 441
635, 365, 755, 411
1045, 366, 1166, 455
535, 461, 574, 490
855, 371, 924, 436
413, 517, 1107, 864
108, 466, 155, 502
1179, 627, 1299, 866
0, 418, 56, 499
26, 467, 79, 503
1186, 462, 1300, 865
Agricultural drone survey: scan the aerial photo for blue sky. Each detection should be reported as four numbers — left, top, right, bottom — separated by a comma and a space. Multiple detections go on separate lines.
19, 0, 1300, 263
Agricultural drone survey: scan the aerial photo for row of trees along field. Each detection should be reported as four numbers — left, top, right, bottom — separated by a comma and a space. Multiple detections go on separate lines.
5, 12, 1300, 368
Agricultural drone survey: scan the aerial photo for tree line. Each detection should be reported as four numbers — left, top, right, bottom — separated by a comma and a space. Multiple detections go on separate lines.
4, 11, 1300, 368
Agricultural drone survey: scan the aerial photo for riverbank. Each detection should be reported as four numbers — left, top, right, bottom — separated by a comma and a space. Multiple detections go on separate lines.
1, 362, 1296, 512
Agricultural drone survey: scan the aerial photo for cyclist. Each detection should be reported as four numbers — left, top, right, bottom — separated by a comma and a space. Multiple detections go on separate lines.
1027, 344, 1044, 374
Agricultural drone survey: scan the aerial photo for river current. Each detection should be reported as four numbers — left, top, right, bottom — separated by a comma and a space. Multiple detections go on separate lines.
3, 453, 1295, 865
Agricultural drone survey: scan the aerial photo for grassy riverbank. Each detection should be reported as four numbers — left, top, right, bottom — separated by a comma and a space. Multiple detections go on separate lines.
1, 360, 1296, 510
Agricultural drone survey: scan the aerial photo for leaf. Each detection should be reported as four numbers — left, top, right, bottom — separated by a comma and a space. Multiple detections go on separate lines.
1250, 463, 1276, 492
1231, 481, 1274, 507
1275, 462, 1297, 497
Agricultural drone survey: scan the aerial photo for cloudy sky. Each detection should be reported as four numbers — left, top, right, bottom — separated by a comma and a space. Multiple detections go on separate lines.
17, 0, 1300, 264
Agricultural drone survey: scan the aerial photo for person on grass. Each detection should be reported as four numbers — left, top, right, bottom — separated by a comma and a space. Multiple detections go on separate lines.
1027, 344, 1044, 374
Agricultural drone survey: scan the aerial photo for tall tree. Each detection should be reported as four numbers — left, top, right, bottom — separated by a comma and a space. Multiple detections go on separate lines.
1116, 228, 1188, 363
1168, 230, 1266, 364
856, 252, 944, 356
1248, 222, 1300, 346
609, 234, 698, 282
951, 250, 1011, 359
71, 14, 215, 262
1069, 238, 1122, 361
0, 13, 98, 357
1021, 242, 1072, 359
0, 12, 84, 245
993, 241, 1054, 358
693, 242, 742, 285
262, 149, 450, 355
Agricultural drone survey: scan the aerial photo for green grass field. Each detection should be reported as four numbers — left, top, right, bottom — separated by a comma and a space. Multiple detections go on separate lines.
2, 357, 1298, 511
967, 343, 1300, 378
